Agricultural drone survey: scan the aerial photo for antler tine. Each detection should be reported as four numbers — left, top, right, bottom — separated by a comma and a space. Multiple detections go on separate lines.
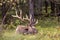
35, 19, 38, 24
32, 19, 38, 26
26, 14, 28, 19
26, 14, 30, 21
12, 9, 21, 19
19, 10, 22, 17
16, 10, 18, 16
23, 14, 30, 21
12, 10, 18, 17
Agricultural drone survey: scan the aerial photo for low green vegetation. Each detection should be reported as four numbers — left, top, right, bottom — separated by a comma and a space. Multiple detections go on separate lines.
0, 19, 60, 40
0, 26, 60, 40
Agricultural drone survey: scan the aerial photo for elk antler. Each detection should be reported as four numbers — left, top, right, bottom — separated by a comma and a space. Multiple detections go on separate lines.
12, 9, 30, 21
30, 19, 38, 26
23, 14, 30, 21
12, 9, 38, 26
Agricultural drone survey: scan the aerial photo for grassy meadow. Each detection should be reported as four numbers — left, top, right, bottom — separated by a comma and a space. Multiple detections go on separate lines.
0, 17, 60, 40
0, 26, 60, 40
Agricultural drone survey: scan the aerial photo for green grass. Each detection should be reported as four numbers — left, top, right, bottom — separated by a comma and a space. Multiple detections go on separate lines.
0, 25, 60, 40
0, 17, 59, 40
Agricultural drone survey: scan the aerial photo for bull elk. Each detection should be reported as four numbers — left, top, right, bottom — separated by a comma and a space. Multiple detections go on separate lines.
12, 9, 38, 34
15, 25, 38, 34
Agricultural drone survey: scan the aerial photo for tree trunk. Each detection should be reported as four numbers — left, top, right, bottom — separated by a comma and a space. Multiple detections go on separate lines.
44, 0, 49, 13
29, 0, 34, 27
1, 2, 7, 24
50, 0, 55, 14
38, 0, 42, 14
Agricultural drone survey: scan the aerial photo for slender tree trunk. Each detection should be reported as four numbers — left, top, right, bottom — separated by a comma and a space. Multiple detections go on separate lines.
0, 1, 7, 31
44, 0, 48, 13
29, 0, 34, 27
38, 0, 42, 14
50, 0, 55, 14
1, 2, 7, 24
